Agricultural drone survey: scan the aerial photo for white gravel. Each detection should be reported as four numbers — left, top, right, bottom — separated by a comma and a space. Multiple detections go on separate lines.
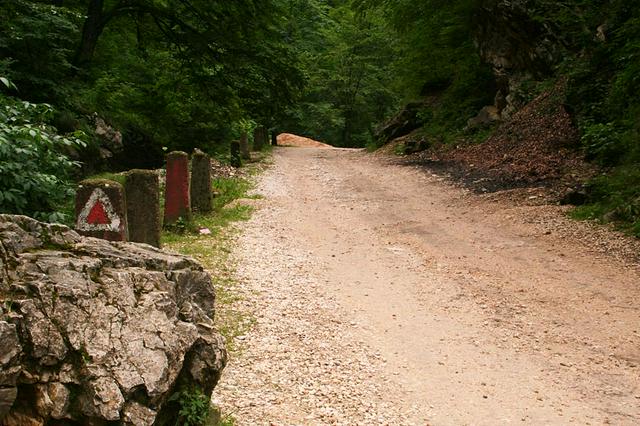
212, 163, 419, 425
212, 147, 640, 426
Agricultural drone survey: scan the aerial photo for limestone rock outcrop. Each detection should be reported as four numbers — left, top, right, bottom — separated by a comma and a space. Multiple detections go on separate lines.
472, 0, 564, 118
0, 215, 226, 425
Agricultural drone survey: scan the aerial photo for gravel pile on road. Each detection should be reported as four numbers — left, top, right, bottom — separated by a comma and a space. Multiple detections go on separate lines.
278, 133, 334, 148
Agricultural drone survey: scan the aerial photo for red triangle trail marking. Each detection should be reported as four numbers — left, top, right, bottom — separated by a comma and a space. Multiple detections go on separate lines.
87, 201, 110, 225
76, 188, 121, 232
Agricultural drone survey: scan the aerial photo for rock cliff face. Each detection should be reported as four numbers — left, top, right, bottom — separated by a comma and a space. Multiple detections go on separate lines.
0, 215, 226, 425
472, 0, 563, 118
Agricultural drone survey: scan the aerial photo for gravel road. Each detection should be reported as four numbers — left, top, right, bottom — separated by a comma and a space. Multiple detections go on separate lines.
212, 147, 640, 425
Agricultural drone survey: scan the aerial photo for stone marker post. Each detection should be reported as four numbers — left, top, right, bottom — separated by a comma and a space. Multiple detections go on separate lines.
271, 130, 278, 146
190, 149, 213, 213
252, 127, 262, 152
125, 169, 161, 247
164, 151, 191, 225
239, 132, 250, 160
253, 126, 266, 151
75, 179, 128, 241
230, 141, 242, 168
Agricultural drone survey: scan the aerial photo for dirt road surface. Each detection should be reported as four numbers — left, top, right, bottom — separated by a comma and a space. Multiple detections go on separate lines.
213, 147, 640, 425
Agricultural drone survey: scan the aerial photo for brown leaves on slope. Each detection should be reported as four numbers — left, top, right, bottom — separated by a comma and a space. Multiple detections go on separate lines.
411, 83, 596, 193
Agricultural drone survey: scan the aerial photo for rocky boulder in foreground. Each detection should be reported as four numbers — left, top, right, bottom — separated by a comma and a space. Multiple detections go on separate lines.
0, 215, 226, 425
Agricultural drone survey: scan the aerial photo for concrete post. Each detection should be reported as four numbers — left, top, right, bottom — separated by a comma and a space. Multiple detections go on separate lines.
253, 127, 263, 152
239, 132, 250, 160
190, 149, 213, 213
125, 170, 161, 247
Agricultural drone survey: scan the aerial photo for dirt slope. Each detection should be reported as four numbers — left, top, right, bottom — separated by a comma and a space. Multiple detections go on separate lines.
396, 85, 596, 197
213, 147, 640, 425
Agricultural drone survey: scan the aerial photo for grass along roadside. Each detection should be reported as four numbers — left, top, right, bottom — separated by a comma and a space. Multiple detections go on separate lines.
162, 187, 257, 354
163, 155, 270, 425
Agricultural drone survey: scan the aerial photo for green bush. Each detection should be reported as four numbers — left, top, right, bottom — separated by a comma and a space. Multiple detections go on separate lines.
580, 122, 628, 166
0, 86, 85, 223
169, 388, 211, 426
0, 0, 80, 102
572, 166, 640, 237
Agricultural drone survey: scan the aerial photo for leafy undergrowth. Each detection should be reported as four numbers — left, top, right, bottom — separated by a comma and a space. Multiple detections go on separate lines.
169, 388, 236, 426
0, 89, 86, 224
163, 158, 268, 426
570, 166, 640, 237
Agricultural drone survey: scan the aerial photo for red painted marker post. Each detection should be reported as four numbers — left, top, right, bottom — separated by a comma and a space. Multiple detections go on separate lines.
75, 179, 128, 241
164, 151, 191, 226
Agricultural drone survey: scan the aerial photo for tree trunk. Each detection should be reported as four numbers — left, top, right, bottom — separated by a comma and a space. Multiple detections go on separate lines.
342, 109, 354, 147
75, 0, 106, 66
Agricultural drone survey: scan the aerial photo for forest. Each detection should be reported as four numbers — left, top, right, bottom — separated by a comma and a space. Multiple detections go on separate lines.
1, 0, 639, 234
